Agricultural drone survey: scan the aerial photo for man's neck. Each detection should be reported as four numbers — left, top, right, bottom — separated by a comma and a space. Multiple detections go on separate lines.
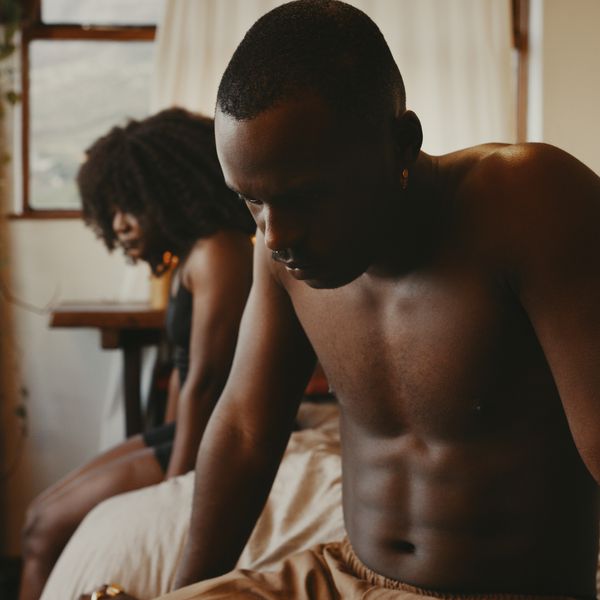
367, 152, 445, 279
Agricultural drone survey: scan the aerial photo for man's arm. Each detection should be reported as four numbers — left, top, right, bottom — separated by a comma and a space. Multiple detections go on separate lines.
166, 235, 252, 478
492, 144, 600, 483
174, 230, 316, 587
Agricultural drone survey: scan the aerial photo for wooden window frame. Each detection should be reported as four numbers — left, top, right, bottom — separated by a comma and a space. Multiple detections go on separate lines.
16, 2, 155, 219
14, 1, 529, 218
513, 0, 530, 143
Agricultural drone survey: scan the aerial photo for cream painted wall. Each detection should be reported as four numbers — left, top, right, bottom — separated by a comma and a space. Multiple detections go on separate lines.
2, 219, 149, 552
529, 0, 600, 175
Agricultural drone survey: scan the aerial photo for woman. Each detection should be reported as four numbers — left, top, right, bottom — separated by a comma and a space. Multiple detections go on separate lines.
19, 108, 255, 600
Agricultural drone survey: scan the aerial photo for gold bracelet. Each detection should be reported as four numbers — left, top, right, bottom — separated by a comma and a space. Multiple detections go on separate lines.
90, 583, 125, 600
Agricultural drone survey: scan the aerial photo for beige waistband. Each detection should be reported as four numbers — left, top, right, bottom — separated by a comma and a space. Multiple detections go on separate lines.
338, 537, 586, 600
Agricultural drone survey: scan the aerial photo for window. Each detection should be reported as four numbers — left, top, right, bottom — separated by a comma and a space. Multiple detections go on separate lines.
14, 0, 529, 217
18, 0, 163, 217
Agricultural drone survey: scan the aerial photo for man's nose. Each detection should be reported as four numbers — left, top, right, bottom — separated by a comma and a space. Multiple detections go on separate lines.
262, 206, 304, 252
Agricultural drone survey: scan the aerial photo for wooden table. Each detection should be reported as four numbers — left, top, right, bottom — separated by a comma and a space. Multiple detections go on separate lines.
50, 302, 166, 436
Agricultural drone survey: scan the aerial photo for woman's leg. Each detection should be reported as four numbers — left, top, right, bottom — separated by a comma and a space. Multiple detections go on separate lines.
27, 434, 147, 512
19, 445, 164, 600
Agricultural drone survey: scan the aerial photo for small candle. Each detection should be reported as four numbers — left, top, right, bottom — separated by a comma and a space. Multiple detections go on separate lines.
150, 252, 178, 309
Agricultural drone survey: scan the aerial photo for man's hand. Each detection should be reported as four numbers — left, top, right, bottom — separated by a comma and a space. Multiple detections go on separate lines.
80, 595, 138, 600
79, 583, 138, 600
80, 596, 138, 600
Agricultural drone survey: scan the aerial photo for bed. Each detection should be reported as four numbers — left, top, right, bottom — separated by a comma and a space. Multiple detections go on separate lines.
40, 402, 344, 600
40, 400, 600, 599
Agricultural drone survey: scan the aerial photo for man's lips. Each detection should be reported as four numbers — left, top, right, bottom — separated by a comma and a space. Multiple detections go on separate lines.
274, 257, 312, 270
282, 260, 310, 270
270, 252, 321, 279
283, 262, 320, 280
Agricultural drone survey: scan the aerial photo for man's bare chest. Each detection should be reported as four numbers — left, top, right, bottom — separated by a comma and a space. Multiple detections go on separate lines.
288, 267, 554, 439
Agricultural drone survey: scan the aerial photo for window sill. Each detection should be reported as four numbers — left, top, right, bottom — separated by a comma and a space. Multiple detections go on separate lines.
7, 210, 82, 220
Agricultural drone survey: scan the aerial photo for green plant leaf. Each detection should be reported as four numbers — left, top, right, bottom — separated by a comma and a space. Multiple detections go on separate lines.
5, 90, 20, 104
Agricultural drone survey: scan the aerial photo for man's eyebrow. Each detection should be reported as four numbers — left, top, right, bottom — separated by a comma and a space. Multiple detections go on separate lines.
225, 183, 255, 201
272, 180, 330, 201
225, 182, 241, 194
226, 179, 330, 203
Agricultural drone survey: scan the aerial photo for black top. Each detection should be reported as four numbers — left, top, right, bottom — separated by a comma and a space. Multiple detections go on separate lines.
166, 281, 193, 386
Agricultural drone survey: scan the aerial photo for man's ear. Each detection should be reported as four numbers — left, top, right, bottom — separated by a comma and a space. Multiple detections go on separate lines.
393, 110, 423, 164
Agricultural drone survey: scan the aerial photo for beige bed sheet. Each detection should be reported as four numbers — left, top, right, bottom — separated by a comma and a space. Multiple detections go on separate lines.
40, 403, 344, 600
40, 401, 600, 599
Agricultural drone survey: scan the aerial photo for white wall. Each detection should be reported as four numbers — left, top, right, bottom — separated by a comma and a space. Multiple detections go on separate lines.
529, 0, 600, 175
2, 219, 149, 552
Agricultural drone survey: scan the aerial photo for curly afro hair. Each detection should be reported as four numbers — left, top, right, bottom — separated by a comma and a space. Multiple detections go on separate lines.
78, 107, 255, 274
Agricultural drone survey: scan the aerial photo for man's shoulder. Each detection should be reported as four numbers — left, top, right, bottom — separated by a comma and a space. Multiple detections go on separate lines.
445, 142, 600, 280
448, 142, 581, 190
446, 141, 599, 220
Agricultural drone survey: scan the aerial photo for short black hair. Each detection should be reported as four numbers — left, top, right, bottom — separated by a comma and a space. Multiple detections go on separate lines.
78, 108, 255, 274
217, 0, 405, 125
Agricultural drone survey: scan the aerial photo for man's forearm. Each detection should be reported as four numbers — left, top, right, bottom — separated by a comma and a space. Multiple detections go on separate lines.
174, 411, 291, 588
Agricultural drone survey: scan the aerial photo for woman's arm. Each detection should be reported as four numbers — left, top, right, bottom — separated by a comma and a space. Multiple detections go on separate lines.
174, 230, 316, 586
165, 231, 253, 478
162, 368, 180, 424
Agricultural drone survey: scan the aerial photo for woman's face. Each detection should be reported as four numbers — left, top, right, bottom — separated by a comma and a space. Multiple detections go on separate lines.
112, 209, 145, 261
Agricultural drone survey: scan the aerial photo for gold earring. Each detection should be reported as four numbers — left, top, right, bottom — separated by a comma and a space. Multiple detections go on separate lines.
401, 168, 409, 191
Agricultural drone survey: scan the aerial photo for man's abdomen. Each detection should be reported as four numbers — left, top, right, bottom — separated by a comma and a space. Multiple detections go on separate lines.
340, 408, 599, 598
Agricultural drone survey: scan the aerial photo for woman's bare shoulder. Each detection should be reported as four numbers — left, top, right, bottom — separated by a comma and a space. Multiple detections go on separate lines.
181, 230, 254, 291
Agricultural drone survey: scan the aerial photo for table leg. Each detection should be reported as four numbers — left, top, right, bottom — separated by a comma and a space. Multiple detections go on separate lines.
123, 345, 143, 436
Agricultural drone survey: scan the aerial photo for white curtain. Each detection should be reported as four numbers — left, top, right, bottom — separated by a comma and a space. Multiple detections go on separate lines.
151, 0, 516, 154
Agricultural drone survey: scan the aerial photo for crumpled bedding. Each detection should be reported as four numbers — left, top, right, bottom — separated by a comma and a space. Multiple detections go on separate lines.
40, 403, 344, 600
38, 401, 600, 599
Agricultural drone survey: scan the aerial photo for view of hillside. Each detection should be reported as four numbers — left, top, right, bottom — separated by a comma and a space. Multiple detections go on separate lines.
29, 0, 164, 209
42, 0, 163, 24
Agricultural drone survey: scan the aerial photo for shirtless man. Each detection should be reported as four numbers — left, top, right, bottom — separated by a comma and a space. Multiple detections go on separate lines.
143, 2, 600, 598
